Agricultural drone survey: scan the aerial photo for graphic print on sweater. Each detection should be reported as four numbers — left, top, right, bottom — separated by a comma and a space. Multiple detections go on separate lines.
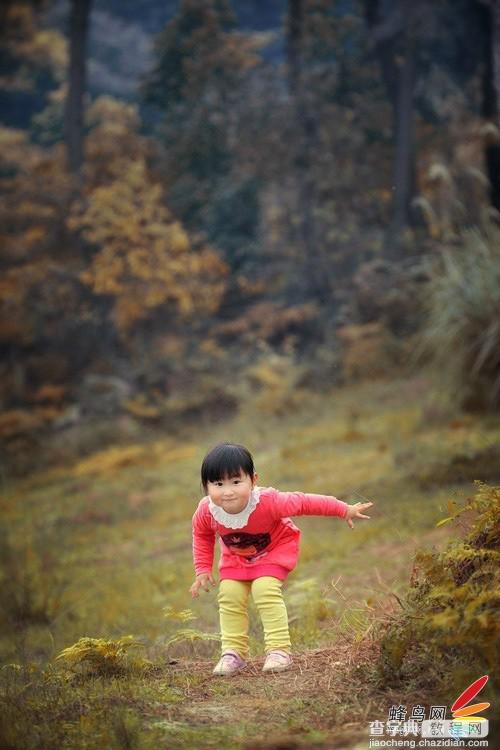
221, 531, 271, 561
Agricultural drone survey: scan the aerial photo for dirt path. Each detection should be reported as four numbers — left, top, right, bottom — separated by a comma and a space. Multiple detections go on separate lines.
147, 638, 400, 750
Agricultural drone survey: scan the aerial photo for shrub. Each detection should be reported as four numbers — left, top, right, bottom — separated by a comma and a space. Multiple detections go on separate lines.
376, 482, 500, 700
416, 225, 500, 411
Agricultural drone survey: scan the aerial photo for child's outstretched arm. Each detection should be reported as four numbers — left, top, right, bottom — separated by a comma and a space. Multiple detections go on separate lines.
270, 489, 373, 528
190, 503, 216, 598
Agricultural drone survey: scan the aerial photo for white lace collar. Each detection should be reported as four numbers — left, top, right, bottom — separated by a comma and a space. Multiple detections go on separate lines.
208, 486, 262, 529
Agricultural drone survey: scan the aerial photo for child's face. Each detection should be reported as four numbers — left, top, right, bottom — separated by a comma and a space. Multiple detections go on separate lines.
206, 469, 258, 515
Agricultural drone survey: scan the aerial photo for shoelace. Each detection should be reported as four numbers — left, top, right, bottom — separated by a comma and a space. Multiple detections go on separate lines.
221, 653, 241, 666
267, 651, 289, 661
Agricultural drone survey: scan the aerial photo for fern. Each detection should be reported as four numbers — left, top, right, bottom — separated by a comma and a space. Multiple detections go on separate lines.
162, 605, 197, 623
55, 635, 151, 676
165, 628, 220, 648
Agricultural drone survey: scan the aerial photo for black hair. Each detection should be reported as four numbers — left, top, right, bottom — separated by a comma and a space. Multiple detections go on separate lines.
201, 443, 255, 492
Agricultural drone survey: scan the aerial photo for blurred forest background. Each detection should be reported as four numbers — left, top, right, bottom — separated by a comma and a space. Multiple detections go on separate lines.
1, 3, 500, 750
1, 0, 500, 476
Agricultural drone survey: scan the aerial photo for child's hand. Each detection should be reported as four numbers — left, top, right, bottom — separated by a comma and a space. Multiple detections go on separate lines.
345, 501, 373, 529
190, 573, 216, 598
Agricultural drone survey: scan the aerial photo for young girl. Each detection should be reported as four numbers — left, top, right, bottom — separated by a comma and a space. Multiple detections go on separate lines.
189, 442, 373, 676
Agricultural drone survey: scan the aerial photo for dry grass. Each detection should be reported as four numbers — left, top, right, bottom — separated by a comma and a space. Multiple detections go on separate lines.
1, 371, 499, 749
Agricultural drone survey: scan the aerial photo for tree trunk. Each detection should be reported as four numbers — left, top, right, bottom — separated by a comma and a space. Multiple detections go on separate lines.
390, 33, 417, 242
480, 0, 500, 213
363, 0, 419, 249
286, 0, 330, 302
64, 0, 92, 181
363, 0, 399, 111
286, 0, 302, 98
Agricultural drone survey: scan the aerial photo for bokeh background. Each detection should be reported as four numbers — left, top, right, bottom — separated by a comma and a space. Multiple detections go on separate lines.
1, 2, 499, 750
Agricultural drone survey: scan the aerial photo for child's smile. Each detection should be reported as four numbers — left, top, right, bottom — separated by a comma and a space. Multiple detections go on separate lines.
207, 469, 258, 514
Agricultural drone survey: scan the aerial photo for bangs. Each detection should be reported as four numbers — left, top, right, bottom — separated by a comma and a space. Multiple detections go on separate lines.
201, 443, 254, 489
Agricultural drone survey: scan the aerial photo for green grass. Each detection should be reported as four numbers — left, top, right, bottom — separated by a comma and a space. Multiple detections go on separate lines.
1, 370, 499, 749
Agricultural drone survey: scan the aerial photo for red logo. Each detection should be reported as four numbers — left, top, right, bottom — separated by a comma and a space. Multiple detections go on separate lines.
451, 675, 489, 719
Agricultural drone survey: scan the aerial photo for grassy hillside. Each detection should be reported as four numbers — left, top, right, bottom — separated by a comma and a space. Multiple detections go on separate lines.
1, 372, 499, 749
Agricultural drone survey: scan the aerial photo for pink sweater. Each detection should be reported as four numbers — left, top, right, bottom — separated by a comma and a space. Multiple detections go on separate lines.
192, 486, 348, 581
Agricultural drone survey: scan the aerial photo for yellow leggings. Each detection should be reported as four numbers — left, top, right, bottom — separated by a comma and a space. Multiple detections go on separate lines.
217, 576, 292, 658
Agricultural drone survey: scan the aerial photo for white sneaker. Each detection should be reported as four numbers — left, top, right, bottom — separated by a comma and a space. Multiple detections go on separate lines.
212, 650, 247, 676
262, 650, 292, 673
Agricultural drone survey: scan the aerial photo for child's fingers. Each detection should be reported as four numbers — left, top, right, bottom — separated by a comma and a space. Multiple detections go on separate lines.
190, 581, 201, 597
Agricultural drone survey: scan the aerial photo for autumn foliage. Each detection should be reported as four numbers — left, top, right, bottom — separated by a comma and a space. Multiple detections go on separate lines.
1, 0, 500, 473
70, 158, 227, 333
